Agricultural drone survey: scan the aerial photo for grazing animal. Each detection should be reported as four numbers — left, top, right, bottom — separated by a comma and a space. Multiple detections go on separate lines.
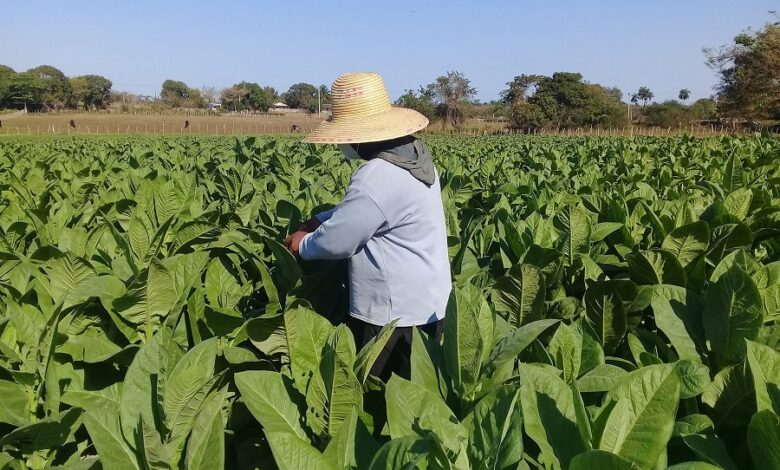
70, 119, 76, 128
290, 124, 300, 133
184, 120, 190, 129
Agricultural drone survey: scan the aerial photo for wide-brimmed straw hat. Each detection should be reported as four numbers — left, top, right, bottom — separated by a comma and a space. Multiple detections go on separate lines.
305, 72, 429, 144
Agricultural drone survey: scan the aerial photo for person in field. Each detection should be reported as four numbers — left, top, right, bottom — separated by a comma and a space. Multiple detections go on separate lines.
284, 72, 451, 381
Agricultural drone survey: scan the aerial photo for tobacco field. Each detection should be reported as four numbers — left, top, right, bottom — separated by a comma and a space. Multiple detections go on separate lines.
0, 134, 779, 470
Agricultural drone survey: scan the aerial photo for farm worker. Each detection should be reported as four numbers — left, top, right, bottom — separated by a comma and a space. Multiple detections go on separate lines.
284, 72, 451, 381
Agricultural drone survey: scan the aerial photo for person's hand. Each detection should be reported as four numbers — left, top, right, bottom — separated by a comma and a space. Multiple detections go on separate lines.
284, 230, 308, 255
297, 217, 322, 233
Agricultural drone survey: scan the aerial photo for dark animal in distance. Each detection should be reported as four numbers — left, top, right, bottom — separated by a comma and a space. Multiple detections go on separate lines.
290, 124, 300, 133
184, 120, 190, 129
70, 120, 76, 128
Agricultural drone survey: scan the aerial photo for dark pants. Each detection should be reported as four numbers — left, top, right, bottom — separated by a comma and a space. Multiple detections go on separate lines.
347, 316, 444, 382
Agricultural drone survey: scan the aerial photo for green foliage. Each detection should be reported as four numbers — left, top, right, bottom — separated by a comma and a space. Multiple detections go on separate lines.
0, 134, 778, 469
504, 72, 629, 129
283, 82, 319, 112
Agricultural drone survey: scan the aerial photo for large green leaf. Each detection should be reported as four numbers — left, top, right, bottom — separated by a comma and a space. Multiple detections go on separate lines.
285, 306, 335, 395
83, 404, 141, 470
519, 364, 586, 469
265, 431, 333, 470
385, 375, 467, 459
483, 319, 559, 376
323, 407, 378, 470
598, 364, 680, 468
491, 264, 546, 328
746, 340, 780, 414
368, 436, 432, 470
702, 363, 755, 429
0, 380, 29, 426
662, 221, 710, 267
113, 260, 178, 342
627, 249, 686, 287
747, 410, 780, 469
554, 205, 591, 266
235, 371, 307, 439
569, 450, 639, 469
306, 324, 363, 438
0, 407, 82, 454
354, 319, 397, 384
467, 385, 523, 470
443, 285, 493, 399
44, 253, 96, 310
184, 390, 226, 470
703, 266, 763, 366
584, 281, 626, 354
548, 320, 603, 383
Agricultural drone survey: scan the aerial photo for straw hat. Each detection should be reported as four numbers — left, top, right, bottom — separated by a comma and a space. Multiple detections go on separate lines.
305, 72, 429, 144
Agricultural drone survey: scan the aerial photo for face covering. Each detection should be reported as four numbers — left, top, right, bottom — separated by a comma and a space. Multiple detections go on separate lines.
337, 144, 361, 160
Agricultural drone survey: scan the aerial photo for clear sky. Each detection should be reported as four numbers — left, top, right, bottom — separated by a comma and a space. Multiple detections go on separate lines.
2, 1, 777, 103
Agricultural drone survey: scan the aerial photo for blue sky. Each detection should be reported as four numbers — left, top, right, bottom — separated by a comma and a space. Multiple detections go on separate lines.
2, 1, 776, 102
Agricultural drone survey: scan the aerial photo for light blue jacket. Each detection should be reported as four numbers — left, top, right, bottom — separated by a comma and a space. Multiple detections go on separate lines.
299, 158, 452, 327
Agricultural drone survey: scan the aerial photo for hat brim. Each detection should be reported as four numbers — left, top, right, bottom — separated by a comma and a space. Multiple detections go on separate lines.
304, 107, 429, 144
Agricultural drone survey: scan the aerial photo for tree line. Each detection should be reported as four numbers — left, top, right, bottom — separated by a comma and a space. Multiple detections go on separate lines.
1, 20, 776, 127
0, 65, 112, 111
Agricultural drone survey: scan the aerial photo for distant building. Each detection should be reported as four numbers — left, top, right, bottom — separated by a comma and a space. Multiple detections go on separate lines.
207, 102, 222, 111
270, 102, 290, 112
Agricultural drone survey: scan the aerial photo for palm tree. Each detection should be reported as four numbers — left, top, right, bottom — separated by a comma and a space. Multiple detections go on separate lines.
637, 87, 654, 107
679, 89, 691, 103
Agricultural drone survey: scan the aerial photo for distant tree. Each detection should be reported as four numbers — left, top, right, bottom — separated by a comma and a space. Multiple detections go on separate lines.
502, 72, 628, 129
26, 65, 71, 110
395, 86, 437, 121
690, 98, 718, 121
160, 80, 204, 107
4, 73, 47, 110
428, 71, 476, 128
706, 23, 780, 119
678, 88, 691, 103
221, 83, 277, 112
319, 84, 331, 105
0, 65, 16, 107
643, 101, 694, 127
70, 75, 112, 109
636, 86, 654, 107
200, 86, 219, 104
283, 83, 318, 112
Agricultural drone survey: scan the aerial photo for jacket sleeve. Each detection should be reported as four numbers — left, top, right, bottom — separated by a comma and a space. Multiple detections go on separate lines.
314, 207, 336, 223
299, 184, 386, 260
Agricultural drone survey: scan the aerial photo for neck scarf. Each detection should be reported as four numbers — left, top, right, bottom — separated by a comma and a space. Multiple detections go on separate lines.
355, 135, 436, 186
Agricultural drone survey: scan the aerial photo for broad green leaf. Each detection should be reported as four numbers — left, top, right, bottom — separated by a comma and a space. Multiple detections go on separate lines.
411, 326, 448, 399
0, 380, 29, 426
483, 319, 559, 375
723, 187, 752, 220
491, 264, 546, 328
285, 306, 335, 395
662, 221, 710, 267
265, 431, 333, 470
569, 450, 639, 469
548, 320, 603, 383
584, 281, 626, 354
467, 385, 523, 470
443, 285, 493, 399
649, 285, 702, 362
306, 325, 363, 438
554, 205, 591, 266
368, 436, 432, 470
235, 371, 307, 439
703, 266, 763, 366
748, 410, 780, 470
599, 364, 680, 468
746, 340, 780, 414
44, 253, 96, 309
385, 375, 467, 458
577, 364, 628, 393
323, 407, 379, 470
0, 407, 82, 454
519, 364, 586, 469
627, 249, 686, 287
702, 363, 755, 428
83, 404, 141, 470
114, 260, 178, 342
354, 319, 398, 383
184, 390, 226, 470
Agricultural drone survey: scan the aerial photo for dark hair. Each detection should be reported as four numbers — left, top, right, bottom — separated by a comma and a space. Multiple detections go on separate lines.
353, 135, 415, 159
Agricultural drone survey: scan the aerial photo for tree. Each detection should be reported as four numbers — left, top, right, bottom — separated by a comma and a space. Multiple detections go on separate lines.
221, 82, 277, 112
160, 80, 204, 108
0, 65, 16, 107
70, 75, 112, 109
26, 65, 71, 110
706, 23, 780, 119
678, 88, 691, 103
200, 86, 219, 104
428, 71, 476, 128
4, 73, 47, 110
395, 86, 437, 121
319, 84, 331, 106
636, 86, 654, 107
283, 83, 318, 112
502, 72, 628, 130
